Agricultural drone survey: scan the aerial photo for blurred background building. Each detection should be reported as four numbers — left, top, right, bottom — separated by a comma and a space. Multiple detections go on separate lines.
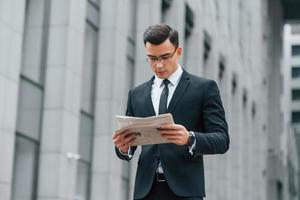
1, 0, 300, 200
284, 23, 300, 200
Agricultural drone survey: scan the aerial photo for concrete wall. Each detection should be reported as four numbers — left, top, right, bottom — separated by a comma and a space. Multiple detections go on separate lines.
0, 0, 26, 199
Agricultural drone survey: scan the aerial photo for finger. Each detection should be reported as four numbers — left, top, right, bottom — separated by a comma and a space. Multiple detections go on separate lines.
118, 129, 130, 136
113, 131, 127, 142
113, 135, 128, 147
123, 131, 136, 138
168, 138, 186, 145
113, 136, 120, 144
113, 133, 125, 143
158, 129, 179, 133
161, 135, 180, 140
112, 132, 122, 139
160, 134, 180, 141
167, 138, 180, 145
115, 128, 130, 135
127, 137, 136, 146
160, 131, 181, 136
159, 124, 182, 130
124, 134, 136, 144
117, 133, 136, 147
121, 130, 136, 138
113, 138, 123, 148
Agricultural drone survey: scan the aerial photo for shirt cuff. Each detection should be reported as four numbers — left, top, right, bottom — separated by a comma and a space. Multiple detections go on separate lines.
188, 131, 196, 155
118, 147, 133, 159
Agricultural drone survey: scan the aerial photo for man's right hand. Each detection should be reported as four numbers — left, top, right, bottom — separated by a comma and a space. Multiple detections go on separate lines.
112, 129, 136, 153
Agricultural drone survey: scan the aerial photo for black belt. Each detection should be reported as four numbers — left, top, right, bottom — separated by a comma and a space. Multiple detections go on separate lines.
156, 173, 166, 182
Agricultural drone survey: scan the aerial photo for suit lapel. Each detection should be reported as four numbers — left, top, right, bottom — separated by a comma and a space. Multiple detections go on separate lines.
144, 77, 156, 116
167, 70, 191, 113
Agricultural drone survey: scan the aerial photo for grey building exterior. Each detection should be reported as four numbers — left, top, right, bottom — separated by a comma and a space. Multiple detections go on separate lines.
1, 0, 300, 200
284, 23, 300, 200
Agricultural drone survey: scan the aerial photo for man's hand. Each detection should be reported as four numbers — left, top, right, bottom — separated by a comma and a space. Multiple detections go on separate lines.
159, 124, 190, 145
112, 129, 136, 153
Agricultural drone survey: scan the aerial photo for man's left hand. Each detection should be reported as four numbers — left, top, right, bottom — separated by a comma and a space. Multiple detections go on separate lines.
159, 124, 190, 145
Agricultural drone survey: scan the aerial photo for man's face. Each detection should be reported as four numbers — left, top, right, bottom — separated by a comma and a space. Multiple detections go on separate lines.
145, 39, 182, 79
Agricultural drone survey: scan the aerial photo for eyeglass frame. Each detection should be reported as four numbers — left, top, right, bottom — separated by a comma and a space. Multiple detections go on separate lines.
146, 47, 178, 63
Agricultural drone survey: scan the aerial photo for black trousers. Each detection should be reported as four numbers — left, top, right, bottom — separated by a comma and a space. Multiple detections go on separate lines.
136, 177, 203, 200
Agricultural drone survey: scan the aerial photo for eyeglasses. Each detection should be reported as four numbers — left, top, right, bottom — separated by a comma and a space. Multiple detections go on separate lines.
146, 47, 178, 63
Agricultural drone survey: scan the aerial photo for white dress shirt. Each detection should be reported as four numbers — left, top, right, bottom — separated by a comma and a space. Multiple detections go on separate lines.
151, 65, 183, 115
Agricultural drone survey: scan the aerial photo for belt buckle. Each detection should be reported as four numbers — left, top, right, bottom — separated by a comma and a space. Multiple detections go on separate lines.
156, 173, 166, 182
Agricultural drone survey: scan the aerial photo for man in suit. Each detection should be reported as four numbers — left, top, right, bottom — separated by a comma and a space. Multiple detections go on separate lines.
112, 24, 229, 200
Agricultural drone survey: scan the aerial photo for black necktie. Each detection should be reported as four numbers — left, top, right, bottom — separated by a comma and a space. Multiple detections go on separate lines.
159, 79, 170, 114
156, 79, 170, 173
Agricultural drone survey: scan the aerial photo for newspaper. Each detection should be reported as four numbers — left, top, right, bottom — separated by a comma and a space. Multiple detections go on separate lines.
115, 113, 174, 146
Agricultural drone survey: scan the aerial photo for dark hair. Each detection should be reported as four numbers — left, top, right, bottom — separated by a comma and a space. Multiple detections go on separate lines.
143, 24, 179, 47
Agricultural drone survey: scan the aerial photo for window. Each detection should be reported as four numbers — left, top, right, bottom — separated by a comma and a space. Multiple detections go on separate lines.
292, 111, 300, 123
89, 0, 100, 7
161, 0, 172, 22
126, 37, 135, 90
232, 74, 237, 95
292, 45, 300, 56
291, 24, 300, 35
243, 89, 247, 108
185, 3, 194, 38
76, 1, 99, 199
21, 0, 46, 84
81, 24, 98, 114
276, 181, 283, 200
75, 161, 91, 200
292, 89, 300, 100
75, 113, 93, 200
16, 79, 43, 140
288, 160, 297, 196
11, 136, 39, 200
78, 113, 93, 162
218, 57, 225, 80
13, 0, 46, 198
203, 31, 211, 65
182, 3, 194, 66
292, 67, 300, 78
252, 102, 256, 119
161, 0, 173, 12
86, 0, 100, 29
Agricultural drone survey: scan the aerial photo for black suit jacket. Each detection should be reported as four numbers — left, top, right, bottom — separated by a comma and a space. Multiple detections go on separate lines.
116, 69, 229, 199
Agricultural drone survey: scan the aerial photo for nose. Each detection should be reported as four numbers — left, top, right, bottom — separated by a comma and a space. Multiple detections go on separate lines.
155, 61, 163, 69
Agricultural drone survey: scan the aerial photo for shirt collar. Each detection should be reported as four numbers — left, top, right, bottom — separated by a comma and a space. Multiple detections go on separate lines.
154, 65, 183, 87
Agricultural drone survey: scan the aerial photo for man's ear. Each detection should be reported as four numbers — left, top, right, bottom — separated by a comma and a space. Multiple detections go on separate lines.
177, 47, 182, 55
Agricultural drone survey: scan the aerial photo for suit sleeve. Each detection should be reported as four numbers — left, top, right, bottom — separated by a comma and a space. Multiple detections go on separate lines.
115, 89, 138, 161
193, 80, 230, 155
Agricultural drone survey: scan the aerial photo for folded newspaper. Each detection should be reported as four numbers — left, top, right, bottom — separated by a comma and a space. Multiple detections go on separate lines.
115, 113, 174, 146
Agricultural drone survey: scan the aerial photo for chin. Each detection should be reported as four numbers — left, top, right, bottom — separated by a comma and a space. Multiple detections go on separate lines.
156, 72, 169, 79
